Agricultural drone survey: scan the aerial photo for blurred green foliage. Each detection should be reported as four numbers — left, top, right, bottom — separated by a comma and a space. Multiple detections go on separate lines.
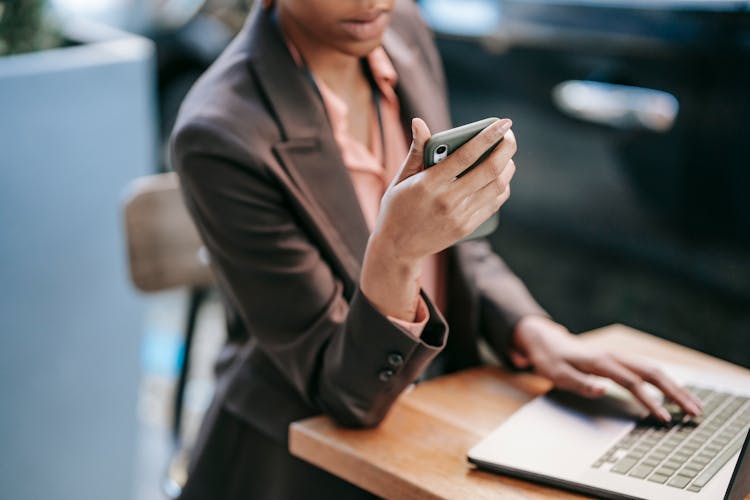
0, 0, 61, 56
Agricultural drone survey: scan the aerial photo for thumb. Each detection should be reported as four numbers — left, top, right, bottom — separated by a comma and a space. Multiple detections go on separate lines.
508, 348, 532, 370
394, 117, 431, 184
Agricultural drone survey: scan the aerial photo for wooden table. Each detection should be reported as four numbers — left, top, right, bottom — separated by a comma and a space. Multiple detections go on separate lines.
289, 324, 750, 499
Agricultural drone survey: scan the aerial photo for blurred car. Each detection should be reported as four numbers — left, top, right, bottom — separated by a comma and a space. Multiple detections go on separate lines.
420, 0, 750, 245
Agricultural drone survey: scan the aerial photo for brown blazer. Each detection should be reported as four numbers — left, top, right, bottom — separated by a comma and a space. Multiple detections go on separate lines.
171, 0, 544, 453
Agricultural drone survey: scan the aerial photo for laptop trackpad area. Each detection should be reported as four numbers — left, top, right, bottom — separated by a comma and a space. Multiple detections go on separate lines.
468, 382, 640, 480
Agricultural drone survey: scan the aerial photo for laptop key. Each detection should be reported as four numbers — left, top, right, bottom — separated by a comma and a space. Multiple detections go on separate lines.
683, 462, 705, 473
672, 451, 690, 461
733, 424, 747, 433
655, 466, 676, 476
648, 472, 670, 484
676, 468, 698, 479
664, 459, 682, 469
668, 475, 691, 489
687, 485, 702, 493
628, 464, 654, 479
611, 457, 639, 474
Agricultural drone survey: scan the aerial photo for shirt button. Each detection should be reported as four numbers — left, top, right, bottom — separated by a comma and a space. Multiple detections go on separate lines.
378, 368, 395, 382
387, 352, 404, 368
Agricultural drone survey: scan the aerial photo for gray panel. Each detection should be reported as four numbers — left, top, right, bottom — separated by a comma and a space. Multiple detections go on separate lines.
0, 30, 156, 500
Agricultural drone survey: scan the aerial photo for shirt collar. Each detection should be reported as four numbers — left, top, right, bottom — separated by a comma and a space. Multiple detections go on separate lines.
282, 35, 399, 100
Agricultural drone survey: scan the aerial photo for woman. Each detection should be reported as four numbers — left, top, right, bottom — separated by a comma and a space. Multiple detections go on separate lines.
170, 0, 702, 498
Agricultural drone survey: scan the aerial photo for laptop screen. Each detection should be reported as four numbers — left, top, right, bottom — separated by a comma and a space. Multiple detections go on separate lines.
727, 428, 750, 500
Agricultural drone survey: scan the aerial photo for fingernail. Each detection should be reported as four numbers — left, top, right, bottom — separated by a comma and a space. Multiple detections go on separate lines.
496, 118, 512, 134
659, 408, 672, 422
411, 118, 417, 139
590, 385, 605, 396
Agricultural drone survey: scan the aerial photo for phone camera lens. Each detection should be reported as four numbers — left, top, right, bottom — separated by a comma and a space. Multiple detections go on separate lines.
436, 145, 448, 154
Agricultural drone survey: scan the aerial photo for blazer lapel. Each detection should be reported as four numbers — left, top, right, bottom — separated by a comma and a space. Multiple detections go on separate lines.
240, 6, 452, 288
244, 7, 370, 285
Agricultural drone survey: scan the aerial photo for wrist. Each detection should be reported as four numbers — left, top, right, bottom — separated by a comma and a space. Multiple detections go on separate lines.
513, 314, 546, 349
513, 315, 570, 350
361, 232, 423, 321
365, 230, 422, 275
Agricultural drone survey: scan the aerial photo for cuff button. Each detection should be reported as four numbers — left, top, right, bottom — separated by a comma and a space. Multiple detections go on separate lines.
387, 352, 404, 368
378, 368, 395, 382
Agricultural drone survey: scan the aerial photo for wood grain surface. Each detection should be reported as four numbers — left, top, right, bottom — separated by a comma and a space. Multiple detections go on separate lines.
289, 324, 750, 499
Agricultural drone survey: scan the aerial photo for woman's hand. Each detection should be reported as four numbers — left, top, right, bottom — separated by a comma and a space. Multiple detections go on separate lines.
361, 117, 517, 322
509, 315, 703, 422
375, 117, 515, 262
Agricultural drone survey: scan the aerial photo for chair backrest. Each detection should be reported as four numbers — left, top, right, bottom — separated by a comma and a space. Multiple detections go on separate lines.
123, 172, 213, 292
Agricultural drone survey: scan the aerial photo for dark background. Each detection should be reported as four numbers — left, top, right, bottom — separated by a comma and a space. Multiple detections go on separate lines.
428, 1, 750, 368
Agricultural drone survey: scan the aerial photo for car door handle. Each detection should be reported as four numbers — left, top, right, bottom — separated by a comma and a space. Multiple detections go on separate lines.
552, 80, 679, 132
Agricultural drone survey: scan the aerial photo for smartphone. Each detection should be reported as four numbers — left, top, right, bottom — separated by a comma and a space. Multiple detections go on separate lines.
423, 117, 503, 241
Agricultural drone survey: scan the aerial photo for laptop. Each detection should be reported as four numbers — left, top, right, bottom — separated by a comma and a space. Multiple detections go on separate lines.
468, 362, 750, 500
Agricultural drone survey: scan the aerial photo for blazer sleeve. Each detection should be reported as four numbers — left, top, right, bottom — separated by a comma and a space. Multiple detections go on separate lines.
170, 120, 448, 428
456, 239, 549, 367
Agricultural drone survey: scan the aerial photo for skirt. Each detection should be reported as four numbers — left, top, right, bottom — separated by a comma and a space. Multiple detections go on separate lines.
178, 402, 378, 500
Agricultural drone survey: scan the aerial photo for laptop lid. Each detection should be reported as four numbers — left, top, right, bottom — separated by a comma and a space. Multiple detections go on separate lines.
726, 427, 750, 500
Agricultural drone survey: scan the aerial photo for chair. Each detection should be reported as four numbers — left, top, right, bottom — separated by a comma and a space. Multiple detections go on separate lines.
122, 172, 214, 498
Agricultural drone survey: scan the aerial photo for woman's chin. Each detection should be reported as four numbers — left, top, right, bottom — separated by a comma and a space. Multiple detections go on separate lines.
339, 38, 386, 58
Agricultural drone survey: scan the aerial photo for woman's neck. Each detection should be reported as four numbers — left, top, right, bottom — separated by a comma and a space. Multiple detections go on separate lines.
276, 7, 366, 100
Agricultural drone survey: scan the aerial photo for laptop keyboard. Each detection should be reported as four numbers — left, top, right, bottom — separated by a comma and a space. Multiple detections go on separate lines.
592, 386, 750, 492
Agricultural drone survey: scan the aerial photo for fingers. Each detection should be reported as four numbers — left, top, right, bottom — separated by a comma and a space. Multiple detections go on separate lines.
617, 356, 703, 416
460, 158, 516, 230
462, 184, 509, 236
435, 118, 513, 180
393, 118, 432, 184
573, 355, 678, 422
546, 363, 607, 399
453, 130, 517, 197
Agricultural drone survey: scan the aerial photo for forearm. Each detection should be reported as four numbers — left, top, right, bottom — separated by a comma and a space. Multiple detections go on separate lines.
456, 240, 548, 357
360, 232, 425, 324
